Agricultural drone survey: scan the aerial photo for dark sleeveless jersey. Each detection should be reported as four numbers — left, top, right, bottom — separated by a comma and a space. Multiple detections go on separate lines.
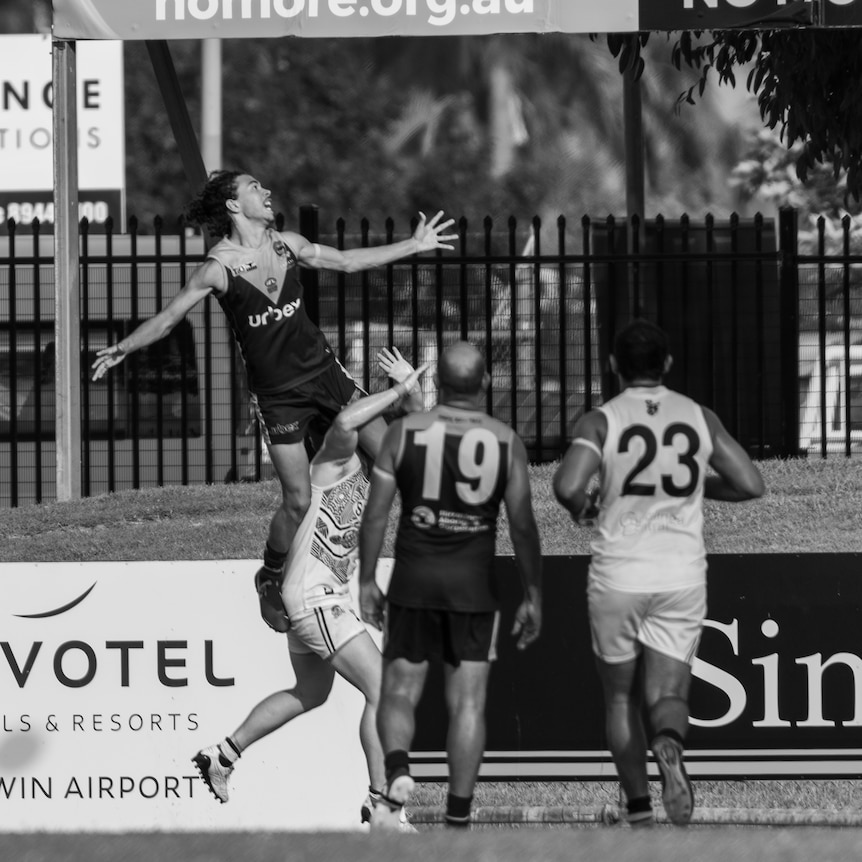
207, 231, 334, 395
386, 404, 514, 612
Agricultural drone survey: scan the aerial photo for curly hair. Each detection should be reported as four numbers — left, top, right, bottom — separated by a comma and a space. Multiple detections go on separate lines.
183, 169, 245, 238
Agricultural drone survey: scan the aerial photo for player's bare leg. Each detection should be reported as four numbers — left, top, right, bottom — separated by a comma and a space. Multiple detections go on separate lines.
232, 652, 335, 750
375, 657, 428, 830
193, 652, 334, 803
595, 655, 654, 826
329, 631, 386, 792
643, 647, 695, 825
443, 659, 491, 827
267, 441, 313, 552
254, 441, 313, 630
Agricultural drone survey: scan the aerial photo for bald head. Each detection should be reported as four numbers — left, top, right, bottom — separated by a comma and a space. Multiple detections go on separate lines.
437, 341, 487, 398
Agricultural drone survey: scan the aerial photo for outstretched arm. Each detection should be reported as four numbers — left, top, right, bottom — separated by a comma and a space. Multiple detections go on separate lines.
91, 259, 222, 381
313, 360, 429, 472
289, 211, 457, 274
377, 346, 428, 414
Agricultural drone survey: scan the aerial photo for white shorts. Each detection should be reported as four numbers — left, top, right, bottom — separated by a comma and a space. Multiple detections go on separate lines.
587, 578, 706, 666
287, 602, 367, 660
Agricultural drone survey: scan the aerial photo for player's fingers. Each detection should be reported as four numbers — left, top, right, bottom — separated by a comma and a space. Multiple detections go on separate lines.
425, 210, 444, 227
391, 346, 404, 361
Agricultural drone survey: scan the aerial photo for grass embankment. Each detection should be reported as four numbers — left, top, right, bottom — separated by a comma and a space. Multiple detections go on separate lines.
2, 457, 861, 562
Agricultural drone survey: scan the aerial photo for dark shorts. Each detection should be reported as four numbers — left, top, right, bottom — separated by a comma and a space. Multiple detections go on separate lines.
383, 603, 500, 666
252, 361, 361, 446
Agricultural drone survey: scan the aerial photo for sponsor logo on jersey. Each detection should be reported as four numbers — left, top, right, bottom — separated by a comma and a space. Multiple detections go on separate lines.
228, 261, 257, 275
646, 399, 659, 415
248, 298, 302, 327
411, 506, 436, 529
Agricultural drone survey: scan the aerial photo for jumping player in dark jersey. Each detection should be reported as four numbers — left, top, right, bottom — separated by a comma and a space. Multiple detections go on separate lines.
358, 341, 543, 830
91, 170, 456, 629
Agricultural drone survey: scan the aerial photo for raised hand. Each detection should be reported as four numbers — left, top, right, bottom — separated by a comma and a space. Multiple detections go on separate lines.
412, 210, 457, 252
377, 346, 413, 383
91, 344, 127, 382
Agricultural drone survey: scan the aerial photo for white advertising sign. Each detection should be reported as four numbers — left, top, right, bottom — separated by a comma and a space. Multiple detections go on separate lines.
0, 35, 125, 192
0, 561, 389, 832
53, 0, 640, 40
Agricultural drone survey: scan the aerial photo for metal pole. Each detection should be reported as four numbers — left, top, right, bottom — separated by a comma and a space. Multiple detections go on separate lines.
623, 66, 645, 221
52, 39, 82, 501
201, 39, 222, 172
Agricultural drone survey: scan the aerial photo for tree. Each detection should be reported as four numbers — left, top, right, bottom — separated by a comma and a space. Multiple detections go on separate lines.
607, 29, 862, 201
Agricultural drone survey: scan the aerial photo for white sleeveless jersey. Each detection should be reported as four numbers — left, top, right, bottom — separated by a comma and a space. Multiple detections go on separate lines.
280, 454, 369, 620
590, 385, 714, 592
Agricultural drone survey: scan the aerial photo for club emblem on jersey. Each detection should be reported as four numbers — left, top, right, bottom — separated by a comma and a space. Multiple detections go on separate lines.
411, 506, 437, 529
265, 277, 278, 293
646, 400, 659, 415
331, 605, 345, 619
273, 240, 287, 256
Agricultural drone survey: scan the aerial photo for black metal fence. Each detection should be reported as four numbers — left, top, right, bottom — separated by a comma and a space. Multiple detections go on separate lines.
1, 206, 861, 507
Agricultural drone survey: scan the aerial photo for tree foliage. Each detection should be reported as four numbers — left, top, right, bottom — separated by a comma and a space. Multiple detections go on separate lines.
604, 29, 862, 200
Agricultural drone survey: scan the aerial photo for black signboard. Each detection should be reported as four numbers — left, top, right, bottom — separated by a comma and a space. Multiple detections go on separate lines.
413, 554, 862, 780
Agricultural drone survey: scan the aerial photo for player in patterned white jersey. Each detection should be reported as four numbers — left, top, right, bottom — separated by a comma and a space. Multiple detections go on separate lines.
192, 349, 427, 831
553, 319, 764, 827
358, 341, 543, 830
91, 170, 456, 633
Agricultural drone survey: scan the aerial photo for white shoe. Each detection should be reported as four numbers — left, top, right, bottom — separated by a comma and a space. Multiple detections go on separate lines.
653, 736, 694, 825
370, 774, 417, 832
192, 744, 234, 803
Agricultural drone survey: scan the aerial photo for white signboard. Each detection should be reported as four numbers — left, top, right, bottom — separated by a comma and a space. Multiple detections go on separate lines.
0, 561, 389, 832
0, 35, 125, 193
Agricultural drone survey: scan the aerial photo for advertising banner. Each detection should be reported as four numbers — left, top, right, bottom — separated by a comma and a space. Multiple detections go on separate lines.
3, 554, 861, 832
0, 560, 379, 832
52, 0, 862, 40
0, 35, 125, 233
52, 0, 639, 40
413, 554, 862, 781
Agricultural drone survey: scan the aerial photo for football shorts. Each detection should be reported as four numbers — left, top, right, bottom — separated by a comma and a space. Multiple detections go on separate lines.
382, 604, 500, 666
287, 602, 367, 660
252, 360, 361, 446
587, 578, 706, 666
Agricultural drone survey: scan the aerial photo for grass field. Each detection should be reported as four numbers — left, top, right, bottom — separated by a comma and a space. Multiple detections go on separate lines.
2, 456, 862, 857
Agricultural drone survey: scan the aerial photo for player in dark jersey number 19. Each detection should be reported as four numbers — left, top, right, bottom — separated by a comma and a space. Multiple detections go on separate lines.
358, 341, 543, 830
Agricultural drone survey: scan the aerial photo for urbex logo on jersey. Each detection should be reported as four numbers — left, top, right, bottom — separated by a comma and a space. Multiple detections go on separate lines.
3, 583, 234, 689
692, 617, 862, 730
248, 298, 301, 328
155, 0, 535, 27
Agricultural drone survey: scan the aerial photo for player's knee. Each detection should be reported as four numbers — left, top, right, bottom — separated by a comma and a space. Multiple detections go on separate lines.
292, 680, 332, 711
281, 488, 311, 522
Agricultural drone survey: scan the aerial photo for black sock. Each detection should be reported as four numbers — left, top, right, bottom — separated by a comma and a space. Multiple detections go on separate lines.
626, 795, 652, 815
263, 542, 287, 573
384, 750, 411, 783
445, 793, 472, 826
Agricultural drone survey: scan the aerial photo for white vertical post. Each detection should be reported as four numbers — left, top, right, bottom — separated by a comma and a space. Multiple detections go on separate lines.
201, 39, 222, 172
52, 39, 82, 501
